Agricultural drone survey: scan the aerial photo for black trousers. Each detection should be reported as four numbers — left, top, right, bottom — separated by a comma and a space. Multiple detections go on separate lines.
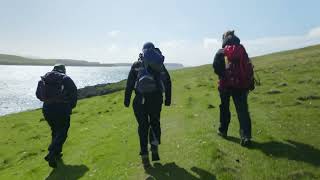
133, 94, 162, 155
218, 89, 252, 139
43, 104, 71, 156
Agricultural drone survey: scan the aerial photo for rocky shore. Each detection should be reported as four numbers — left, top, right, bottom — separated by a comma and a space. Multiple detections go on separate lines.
77, 80, 126, 99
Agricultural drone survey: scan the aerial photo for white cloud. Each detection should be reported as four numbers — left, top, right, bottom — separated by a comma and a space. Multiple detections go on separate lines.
160, 40, 187, 48
107, 30, 120, 38
158, 40, 215, 66
203, 38, 220, 49
243, 27, 320, 56
157, 26, 320, 66
107, 44, 118, 53
2, 27, 320, 66
307, 27, 320, 38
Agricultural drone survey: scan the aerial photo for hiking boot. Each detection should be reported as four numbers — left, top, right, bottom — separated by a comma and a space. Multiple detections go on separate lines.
44, 154, 50, 161
240, 138, 251, 147
45, 153, 63, 161
217, 131, 227, 138
47, 156, 57, 168
141, 155, 151, 168
48, 159, 57, 168
151, 152, 160, 161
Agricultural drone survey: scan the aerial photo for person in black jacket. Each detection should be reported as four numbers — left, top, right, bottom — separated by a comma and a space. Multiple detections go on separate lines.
213, 31, 253, 147
124, 42, 172, 168
39, 64, 77, 168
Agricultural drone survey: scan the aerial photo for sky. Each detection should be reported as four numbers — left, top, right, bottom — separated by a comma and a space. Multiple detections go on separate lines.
0, 0, 320, 66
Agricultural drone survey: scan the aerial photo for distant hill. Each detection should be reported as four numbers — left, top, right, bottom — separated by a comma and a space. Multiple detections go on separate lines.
0, 54, 104, 66
106, 63, 184, 69
0, 54, 184, 68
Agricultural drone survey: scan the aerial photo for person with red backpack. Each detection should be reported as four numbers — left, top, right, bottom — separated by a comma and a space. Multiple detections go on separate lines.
124, 42, 172, 168
36, 64, 77, 168
213, 31, 254, 146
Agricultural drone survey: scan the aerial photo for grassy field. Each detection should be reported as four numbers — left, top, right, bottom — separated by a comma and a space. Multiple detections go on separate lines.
0, 45, 320, 180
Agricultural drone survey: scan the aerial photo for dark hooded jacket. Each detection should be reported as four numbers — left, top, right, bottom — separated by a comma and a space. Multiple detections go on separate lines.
42, 70, 78, 114
124, 60, 172, 107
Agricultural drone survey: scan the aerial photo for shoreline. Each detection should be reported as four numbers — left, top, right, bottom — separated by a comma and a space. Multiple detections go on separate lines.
77, 79, 126, 99
0, 79, 127, 117
0, 65, 185, 117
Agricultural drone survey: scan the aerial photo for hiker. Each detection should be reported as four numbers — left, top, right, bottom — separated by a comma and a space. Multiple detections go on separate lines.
124, 42, 172, 168
36, 64, 77, 168
212, 30, 255, 146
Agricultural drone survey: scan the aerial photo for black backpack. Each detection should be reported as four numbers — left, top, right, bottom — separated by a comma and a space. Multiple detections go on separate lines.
134, 64, 165, 94
36, 71, 65, 103
134, 48, 166, 94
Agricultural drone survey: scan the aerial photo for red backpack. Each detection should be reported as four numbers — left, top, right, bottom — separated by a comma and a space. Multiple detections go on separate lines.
220, 44, 254, 90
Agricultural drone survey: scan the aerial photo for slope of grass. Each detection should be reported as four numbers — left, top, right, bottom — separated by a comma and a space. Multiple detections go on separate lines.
0, 45, 320, 179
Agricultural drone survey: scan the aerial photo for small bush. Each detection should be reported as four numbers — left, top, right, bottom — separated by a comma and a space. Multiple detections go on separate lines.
267, 89, 282, 94
197, 83, 207, 87
297, 78, 312, 84
184, 85, 191, 90
277, 82, 288, 87
297, 95, 320, 101
208, 104, 215, 109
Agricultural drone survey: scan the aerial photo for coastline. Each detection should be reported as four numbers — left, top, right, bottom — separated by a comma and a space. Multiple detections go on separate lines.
77, 79, 126, 99
0, 79, 127, 117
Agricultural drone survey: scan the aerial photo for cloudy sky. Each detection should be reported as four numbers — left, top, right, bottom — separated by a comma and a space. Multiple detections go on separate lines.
0, 0, 320, 66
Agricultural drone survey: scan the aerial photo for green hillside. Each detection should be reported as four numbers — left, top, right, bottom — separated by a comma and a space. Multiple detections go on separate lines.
0, 54, 104, 66
0, 45, 320, 179
0, 54, 184, 68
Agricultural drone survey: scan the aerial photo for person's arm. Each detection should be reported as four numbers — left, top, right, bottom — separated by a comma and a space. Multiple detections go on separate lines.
241, 44, 256, 90
162, 66, 172, 106
63, 76, 78, 109
124, 62, 138, 107
212, 49, 225, 79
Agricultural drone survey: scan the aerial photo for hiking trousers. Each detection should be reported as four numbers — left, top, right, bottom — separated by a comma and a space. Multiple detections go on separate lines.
133, 93, 163, 156
43, 104, 71, 157
218, 89, 252, 139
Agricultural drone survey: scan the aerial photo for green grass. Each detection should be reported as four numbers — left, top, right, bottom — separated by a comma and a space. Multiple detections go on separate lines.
1, 45, 320, 179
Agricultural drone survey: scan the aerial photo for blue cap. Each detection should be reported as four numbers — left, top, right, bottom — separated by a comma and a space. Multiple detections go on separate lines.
142, 42, 155, 50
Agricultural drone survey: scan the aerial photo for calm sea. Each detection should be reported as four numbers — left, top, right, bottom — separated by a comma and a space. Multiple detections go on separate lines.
0, 65, 130, 116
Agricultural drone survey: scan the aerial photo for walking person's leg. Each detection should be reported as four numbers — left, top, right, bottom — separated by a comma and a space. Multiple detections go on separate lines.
43, 110, 70, 168
53, 115, 70, 157
218, 89, 231, 137
43, 108, 58, 163
133, 97, 151, 167
149, 111, 161, 161
44, 119, 56, 161
232, 90, 252, 146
